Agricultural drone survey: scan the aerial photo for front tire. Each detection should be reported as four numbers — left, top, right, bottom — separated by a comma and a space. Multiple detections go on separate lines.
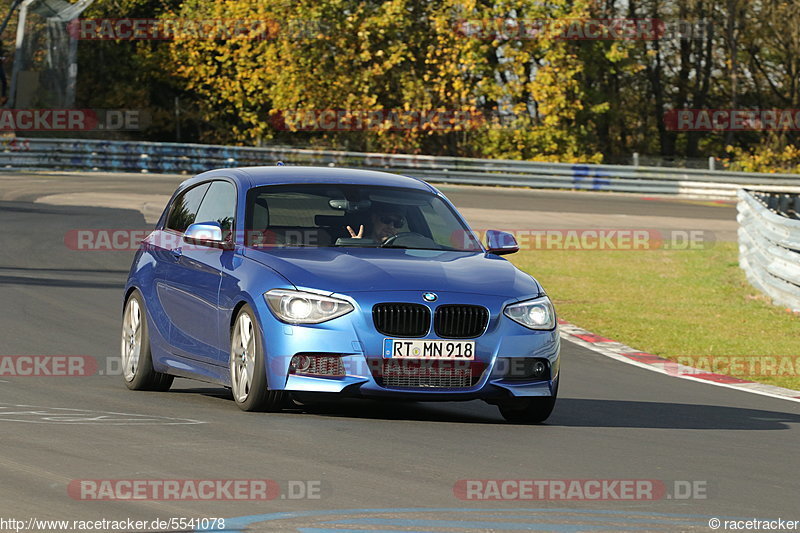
230, 305, 286, 412
121, 291, 173, 391
498, 379, 558, 424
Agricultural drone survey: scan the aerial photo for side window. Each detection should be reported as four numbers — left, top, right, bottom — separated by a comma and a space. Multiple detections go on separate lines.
166, 183, 210, 233
195, 181, 236, 233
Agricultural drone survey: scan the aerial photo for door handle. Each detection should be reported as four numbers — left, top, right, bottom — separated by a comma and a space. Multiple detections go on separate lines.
170, 248, 182, 260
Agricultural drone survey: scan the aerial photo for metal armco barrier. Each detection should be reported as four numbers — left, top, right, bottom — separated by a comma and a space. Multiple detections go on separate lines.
2, 137, 800, 199
737, 189, 800, 312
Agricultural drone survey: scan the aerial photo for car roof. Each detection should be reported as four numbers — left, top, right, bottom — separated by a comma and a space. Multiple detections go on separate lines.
188, 166, 435, 193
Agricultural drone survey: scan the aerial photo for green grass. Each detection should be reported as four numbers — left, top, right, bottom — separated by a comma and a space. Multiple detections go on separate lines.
510, 242, 800, 390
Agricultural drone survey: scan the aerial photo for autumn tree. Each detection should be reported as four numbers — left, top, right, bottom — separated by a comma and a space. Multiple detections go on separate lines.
167, 0, 601, 160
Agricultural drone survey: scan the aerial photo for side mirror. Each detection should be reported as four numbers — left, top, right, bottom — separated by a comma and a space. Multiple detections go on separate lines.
485, 230, 519, 255
184, 222, 232, 249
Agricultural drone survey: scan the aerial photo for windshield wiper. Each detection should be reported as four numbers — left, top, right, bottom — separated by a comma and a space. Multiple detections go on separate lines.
251, 243, 318, 248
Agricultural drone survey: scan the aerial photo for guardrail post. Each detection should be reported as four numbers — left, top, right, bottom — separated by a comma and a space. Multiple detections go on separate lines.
767, 194, 778, 211
632, 152, 639, 166
780, 194, 792, 216
708, 156, 716, 171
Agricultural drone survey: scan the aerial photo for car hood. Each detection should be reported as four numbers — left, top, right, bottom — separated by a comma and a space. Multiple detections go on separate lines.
243, 247, 541, 298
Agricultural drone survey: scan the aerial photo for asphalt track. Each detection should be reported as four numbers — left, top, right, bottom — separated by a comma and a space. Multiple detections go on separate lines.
0, 171, 798, 532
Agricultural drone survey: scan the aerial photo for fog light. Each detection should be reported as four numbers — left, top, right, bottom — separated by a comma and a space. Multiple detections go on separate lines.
289, 354, 346, 377
501, 358, 550, 380
291, 354, 311, 372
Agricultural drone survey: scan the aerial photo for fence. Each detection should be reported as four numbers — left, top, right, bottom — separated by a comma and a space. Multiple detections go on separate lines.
3, 137, 800, 199
737, 189, 800, 312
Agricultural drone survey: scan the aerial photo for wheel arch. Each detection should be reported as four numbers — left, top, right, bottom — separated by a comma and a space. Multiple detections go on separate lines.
227, 295, 286, 392
230, 299, 251, 332
122, 285, 139, 311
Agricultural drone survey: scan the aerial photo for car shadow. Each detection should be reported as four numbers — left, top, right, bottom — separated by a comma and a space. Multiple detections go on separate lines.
294, 397, 505, 424
166, 387, 800, 429
550, 398, 800, 430
169, 387, 505, 424
293, 398, 800, 429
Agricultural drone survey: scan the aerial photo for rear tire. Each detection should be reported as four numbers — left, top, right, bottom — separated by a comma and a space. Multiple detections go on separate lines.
498, 379, 558, 424
230, 305, 286, 412
121, 291, 174, 392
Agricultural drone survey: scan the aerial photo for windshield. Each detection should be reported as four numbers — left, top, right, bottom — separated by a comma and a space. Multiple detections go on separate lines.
245, 184, 483, 252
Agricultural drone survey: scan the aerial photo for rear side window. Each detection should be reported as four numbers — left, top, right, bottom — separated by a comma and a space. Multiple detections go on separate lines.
166, 183, 210, 233
195, 181, 236, 232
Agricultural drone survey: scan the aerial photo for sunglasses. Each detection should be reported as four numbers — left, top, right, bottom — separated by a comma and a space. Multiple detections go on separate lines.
378, 215, 405, 229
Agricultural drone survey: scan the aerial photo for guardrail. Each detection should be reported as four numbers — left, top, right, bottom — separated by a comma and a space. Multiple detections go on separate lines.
3, 137, 800, 199
737, 189, 800, 312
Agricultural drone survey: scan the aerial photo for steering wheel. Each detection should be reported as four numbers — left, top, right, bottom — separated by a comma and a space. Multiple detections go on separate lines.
380, 232, 412, 247
380, 232, 434, 248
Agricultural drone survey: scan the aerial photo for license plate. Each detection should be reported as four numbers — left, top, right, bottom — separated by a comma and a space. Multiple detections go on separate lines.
383, 339, 475, 360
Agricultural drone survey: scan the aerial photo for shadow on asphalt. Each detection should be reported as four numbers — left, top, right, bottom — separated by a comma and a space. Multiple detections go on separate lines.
0, 274, 125, 289
0, 202, 84, 216
0, 266, 129, 289
166, 388, 800, 429
0, 200, 146, 219
551, 399, 800, 430
170, 388, 505, 424
0, 266, 130, 274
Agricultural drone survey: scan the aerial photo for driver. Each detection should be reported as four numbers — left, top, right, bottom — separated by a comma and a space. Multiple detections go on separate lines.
346, 204, 406, 244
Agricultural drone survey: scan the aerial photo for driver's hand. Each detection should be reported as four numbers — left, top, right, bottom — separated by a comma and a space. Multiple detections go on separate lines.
346, 225, 364, 238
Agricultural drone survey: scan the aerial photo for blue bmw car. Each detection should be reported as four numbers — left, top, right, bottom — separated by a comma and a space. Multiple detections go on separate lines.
122, 166, 560, 423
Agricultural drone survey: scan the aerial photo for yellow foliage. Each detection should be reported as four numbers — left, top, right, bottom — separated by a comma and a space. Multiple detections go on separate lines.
724, 143, 800, 174
165, 0, 601, 161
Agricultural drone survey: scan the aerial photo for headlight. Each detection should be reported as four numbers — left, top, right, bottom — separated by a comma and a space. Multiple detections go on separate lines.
504, 296, 556, 330
265, 289, 354, 324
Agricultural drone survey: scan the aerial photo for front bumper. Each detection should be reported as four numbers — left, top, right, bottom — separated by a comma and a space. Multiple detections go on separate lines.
255, 290, 560, 400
